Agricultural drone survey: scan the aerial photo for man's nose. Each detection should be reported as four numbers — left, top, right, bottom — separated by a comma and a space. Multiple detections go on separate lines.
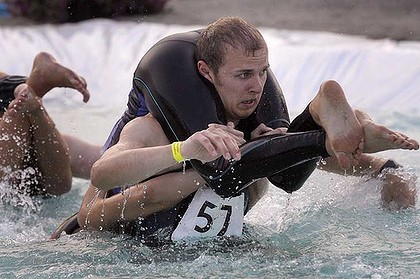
250, 75, 265, 93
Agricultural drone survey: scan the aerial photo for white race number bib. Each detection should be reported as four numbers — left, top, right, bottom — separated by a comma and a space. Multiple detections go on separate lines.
171, 187, 244, 241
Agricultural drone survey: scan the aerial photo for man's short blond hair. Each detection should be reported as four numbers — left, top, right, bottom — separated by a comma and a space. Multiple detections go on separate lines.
196, 16, 267, 73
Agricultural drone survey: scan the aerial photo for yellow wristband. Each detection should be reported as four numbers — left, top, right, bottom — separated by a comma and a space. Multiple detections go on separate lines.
171, 141, 185, 163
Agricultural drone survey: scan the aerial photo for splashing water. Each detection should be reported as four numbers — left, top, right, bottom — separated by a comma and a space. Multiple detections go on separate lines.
0, 20, 419, 278
0, 167, 42, 212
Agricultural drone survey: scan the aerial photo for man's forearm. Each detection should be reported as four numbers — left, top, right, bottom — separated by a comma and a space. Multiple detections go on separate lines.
91, 145, 180, 191
81, 170, 203, 230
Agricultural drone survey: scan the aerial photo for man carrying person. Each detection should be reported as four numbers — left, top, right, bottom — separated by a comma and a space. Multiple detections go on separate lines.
69, 17, 417, 243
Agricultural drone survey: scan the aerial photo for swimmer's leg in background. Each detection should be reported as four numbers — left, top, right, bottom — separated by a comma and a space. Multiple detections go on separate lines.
1, 52, 93, 195
0, 79, 33, 187
2, 84, 73, 195
63, 134, 102, 179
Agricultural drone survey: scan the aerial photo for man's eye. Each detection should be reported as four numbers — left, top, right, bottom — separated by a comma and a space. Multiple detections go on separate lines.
239, 73, 251, 79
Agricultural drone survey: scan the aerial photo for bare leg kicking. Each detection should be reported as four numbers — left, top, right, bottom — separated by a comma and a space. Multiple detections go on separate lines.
1, 84, 72, 195
0, 52, 101, 197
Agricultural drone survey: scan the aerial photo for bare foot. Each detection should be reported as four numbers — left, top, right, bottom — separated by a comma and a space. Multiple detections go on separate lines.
310, 80, 364, 169
26, 52, 90, 102
6, 84, 42, 117
355, 110, 419, 153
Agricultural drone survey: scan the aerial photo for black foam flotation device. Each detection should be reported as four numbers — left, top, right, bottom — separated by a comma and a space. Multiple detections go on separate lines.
133, 30, 328, 198
194, 132, 325, 197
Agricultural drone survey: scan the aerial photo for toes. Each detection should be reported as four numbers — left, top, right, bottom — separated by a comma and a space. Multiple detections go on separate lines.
71, 77, 90, 103
79, 76, 88, 88
80, 89, 90, 103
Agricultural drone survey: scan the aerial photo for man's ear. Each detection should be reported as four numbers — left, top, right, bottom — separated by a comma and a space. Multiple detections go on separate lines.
197, 60, 214, 83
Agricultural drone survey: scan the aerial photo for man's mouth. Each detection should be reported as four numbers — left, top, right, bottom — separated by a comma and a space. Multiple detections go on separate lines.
242, 99, 257, 106
242, 99, 256, 105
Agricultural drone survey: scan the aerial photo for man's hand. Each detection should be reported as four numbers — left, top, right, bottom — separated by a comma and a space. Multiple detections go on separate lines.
250, 123, 287, 139
181, 122, 245, 162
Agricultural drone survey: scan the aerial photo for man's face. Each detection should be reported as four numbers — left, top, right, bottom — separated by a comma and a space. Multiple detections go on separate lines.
211, 45, 269, 123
